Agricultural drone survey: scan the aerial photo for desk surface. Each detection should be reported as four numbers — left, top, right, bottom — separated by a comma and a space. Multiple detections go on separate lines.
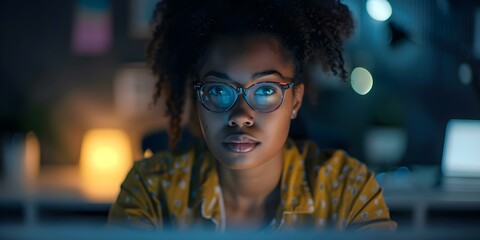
1, 225, 479, 240
0, 165, 115, 205
383, 188, 480, 208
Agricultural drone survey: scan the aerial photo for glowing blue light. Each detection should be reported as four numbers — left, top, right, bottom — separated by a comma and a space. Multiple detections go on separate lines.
366, 0, 392, 21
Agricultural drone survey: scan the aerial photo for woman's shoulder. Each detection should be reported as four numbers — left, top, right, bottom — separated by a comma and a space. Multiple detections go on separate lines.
133, 144, 196, 176
119, 144, 199, 200
292, 139, 395, 230
292, 139, 369, 182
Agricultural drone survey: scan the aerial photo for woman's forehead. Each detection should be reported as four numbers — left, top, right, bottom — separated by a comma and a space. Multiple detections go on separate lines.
199, 35, 294, 80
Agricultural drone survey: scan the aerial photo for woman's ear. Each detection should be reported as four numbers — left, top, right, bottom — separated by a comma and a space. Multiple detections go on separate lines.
291, 83, 304, 119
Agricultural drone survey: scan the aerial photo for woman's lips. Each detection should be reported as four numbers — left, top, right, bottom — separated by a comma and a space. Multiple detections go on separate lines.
224, 142, 259, 153
223, 134, 260, 153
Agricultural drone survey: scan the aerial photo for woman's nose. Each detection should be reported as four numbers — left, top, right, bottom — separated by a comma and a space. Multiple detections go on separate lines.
227, 96, 254, 127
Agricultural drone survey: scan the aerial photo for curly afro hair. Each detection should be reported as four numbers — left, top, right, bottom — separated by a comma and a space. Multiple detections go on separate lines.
147, 0, 354, 149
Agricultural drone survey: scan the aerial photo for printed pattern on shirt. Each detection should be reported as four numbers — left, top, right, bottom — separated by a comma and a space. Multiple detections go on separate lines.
108, 139, 397, 231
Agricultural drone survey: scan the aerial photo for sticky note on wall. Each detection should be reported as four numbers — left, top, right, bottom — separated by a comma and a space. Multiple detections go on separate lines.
71, 0, 112, 55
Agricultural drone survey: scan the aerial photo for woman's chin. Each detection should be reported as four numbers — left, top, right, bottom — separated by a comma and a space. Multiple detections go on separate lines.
215, 149, 264, 170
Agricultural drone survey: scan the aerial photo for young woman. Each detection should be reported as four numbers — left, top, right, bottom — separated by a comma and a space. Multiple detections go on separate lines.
108, 0, 397, 231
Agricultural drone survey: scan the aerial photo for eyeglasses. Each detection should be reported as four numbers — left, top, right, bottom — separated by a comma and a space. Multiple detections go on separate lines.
193, 81, 295, 113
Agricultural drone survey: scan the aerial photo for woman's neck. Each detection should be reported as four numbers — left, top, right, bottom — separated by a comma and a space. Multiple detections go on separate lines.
218, 149, 283, 200
217, 149, 283, 228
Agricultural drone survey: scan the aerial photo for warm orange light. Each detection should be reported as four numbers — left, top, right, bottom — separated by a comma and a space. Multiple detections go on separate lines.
143, 148, 153, 158
23, 131, 40, 192
79, 129, 132, 201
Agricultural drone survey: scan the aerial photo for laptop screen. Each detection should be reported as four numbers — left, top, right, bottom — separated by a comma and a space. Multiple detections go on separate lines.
442, 119, 480, 178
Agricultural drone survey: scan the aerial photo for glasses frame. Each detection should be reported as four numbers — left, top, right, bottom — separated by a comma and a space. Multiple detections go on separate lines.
193, 81, 295, 113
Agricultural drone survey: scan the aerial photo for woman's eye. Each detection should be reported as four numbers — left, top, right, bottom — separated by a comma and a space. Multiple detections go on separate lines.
255, 86, 276, 96
209, 86, 227, 96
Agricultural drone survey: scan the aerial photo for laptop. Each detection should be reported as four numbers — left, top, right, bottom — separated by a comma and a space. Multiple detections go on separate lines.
441, 119, 480, 191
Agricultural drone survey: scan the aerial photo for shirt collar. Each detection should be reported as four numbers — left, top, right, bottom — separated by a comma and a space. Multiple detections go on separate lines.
194, 138, 314, 230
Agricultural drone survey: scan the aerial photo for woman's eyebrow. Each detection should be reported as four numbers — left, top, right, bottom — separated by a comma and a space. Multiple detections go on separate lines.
203, 70, 285, 81
203, 71, 231, 80
252, 70, 285, 79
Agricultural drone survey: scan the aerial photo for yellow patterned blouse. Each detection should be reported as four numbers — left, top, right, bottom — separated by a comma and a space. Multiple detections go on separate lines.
108, 139, 397, 231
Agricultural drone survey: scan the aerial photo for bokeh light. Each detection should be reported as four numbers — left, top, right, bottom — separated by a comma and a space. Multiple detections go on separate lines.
366, 0, 392, 21
351, 67, 374, 95
24, 131, 41, 189
458, 62, 472, 85
79, 128, 133, 201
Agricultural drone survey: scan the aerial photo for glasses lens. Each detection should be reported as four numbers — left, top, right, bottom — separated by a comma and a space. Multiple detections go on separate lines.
247, 82, 284, 112
201, 83, 235, 111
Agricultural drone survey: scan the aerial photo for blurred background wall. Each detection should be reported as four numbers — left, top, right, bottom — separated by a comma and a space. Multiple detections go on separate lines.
1, 0, 168, 167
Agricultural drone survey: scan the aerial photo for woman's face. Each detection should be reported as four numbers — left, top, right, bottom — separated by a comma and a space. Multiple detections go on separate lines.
196, 36, 304, 170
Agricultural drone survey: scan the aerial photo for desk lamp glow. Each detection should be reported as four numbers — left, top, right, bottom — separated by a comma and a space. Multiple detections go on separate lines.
79, 129, 133, 201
